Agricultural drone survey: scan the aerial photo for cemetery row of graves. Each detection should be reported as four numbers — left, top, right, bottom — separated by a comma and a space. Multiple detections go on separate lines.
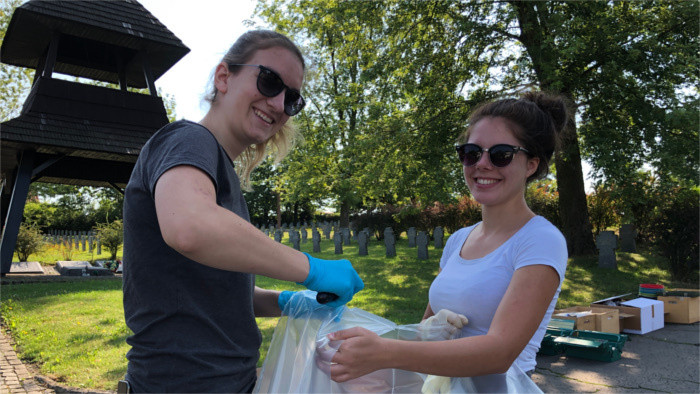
18, 220, 640, 273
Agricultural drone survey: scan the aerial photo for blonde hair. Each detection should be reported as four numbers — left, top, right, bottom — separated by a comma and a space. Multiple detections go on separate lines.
237, 121, 301, 190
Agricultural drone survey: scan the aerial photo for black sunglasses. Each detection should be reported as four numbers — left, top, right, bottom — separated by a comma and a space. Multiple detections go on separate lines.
456, 143, 531, 167
228, 64, 305, 116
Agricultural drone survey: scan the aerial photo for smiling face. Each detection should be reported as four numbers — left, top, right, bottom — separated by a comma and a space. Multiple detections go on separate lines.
463, 117, 539, 209
214, 46, 304, 153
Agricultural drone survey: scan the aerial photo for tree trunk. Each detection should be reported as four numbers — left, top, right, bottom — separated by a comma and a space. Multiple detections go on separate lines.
555, 103, 597, 255
513, 2, 596, 256
339, 199, 350, 228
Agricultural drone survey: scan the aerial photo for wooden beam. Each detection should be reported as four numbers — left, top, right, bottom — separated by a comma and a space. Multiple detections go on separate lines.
1, 150, 35, 275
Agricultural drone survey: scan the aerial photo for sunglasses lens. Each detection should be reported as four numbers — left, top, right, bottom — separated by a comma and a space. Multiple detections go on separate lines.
283, 90, 305, 116
458, 144, 482, 166
489, 145, 516, 167
257, 68, 285, 97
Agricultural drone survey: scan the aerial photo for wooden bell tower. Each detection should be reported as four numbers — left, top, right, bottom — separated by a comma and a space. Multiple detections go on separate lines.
1, 0, 190, 274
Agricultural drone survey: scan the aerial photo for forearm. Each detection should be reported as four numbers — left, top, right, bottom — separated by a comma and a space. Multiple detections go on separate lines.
164, 203, 309, 282
254, 286, 282, 317
385, 334, 515, 377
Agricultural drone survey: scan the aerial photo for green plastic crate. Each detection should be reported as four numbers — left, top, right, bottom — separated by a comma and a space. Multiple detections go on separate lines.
560, 330, 628, 362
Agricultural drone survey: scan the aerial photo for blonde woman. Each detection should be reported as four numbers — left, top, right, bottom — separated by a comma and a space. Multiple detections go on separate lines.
122, 30, 363, 393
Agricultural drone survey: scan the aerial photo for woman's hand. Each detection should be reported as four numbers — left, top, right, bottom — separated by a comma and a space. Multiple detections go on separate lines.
317, 327, 391, 383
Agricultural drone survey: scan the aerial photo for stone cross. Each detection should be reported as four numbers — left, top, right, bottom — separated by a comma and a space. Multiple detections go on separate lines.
301, 226, 308, 243
358, 231, 368, 256
312, 229, 321, 253
434, 226, 444, 249
384, 227, 396, 258
334, 231, 343, 254
596, 230, 618, 269
619, 224, 637, 253
323, 225, 332, 240
417, 231, 429, 260
407, 227, 417, 247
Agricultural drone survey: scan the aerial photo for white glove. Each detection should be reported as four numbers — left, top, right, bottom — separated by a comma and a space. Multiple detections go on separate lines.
419, 309, 469, 341
421, 374, 451, 394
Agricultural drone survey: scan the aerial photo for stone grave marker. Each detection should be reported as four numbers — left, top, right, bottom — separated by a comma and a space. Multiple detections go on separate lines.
301, 226, 308, 243
56, 260, 112, 276
384, 227, 396, 258
291, 231, 300, 250
596, 231, 618, 269
417, 231, 429, 260
312, 229, 321, 253
407, 227, 417, 247
619, 224, 637, 253
342, 228, 351, 246
9, 261, 44, 274
274, 229, 283, 243
358, 231, 368, 256
434, 226, 444, 249
334, 231, 343, 254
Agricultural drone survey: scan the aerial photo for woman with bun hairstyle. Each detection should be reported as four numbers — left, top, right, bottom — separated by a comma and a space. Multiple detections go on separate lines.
319, 92, 568, 390
122, 30, 363, 393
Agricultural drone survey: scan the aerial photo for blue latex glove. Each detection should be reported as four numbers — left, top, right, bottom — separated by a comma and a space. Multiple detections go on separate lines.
298, 252, 364, 308
278, 290, 295, 311
278, 290, 344, 322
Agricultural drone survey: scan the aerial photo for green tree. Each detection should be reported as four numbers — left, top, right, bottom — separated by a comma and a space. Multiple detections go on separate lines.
15, 222, 44, 262
95, 220, 123, 260
256, 0, 698, 255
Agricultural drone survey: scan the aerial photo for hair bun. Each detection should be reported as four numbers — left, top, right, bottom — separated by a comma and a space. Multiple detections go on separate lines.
521, 91, 568, 134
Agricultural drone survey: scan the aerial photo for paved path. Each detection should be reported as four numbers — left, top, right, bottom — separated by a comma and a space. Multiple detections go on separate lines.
533, 322, 700, 393
1, 328, 54, 394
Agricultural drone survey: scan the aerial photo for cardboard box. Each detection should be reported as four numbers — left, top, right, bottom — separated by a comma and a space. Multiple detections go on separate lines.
554, 306, 620, 334
658, 289, 699, 324
553, 307, 596, 331
591, 294, 664, 335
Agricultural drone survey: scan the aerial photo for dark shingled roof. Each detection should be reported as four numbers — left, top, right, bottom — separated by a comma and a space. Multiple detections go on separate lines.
0, 0, 186, 188
1, 0, 190, 88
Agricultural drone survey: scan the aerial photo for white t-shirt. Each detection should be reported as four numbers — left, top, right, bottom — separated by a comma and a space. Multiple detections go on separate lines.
428, 216, 568, 373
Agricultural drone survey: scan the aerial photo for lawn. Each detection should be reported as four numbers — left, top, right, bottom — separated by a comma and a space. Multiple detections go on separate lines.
0, 231, 688, 391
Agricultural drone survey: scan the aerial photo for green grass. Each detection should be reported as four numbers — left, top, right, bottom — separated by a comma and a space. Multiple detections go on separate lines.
1, 233, 692, 391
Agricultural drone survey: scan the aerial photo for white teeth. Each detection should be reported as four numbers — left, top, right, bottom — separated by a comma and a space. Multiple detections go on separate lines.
255, 110, 272, 124
476, 178, 498, 185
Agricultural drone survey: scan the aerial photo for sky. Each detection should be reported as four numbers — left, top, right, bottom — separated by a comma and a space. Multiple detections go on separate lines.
138, 0, 260, 122
137, 0, 595, 190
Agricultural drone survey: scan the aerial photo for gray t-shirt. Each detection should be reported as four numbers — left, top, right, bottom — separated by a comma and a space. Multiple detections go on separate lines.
123, 120, 259, 393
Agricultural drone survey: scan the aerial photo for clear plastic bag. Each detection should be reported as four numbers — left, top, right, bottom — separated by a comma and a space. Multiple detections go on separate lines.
254, 291, 542, 393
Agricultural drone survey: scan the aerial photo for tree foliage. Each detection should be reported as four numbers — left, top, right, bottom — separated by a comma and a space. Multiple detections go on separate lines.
253, 0, 697, 255
14, 222, 45, 262
94, 220, 123, 260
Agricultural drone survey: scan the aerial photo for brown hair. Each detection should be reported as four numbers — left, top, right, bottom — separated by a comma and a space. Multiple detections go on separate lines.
458, 91, 568, 182
204, 30, 305, 190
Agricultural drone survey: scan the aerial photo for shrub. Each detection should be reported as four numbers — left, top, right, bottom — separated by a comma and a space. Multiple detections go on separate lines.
352, 206, 401, 240
587, 185, 621, 235
15, 223, 45, 262
653, 187, 699, 282
526, 183, 561, 228
95, 220, 124, 260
